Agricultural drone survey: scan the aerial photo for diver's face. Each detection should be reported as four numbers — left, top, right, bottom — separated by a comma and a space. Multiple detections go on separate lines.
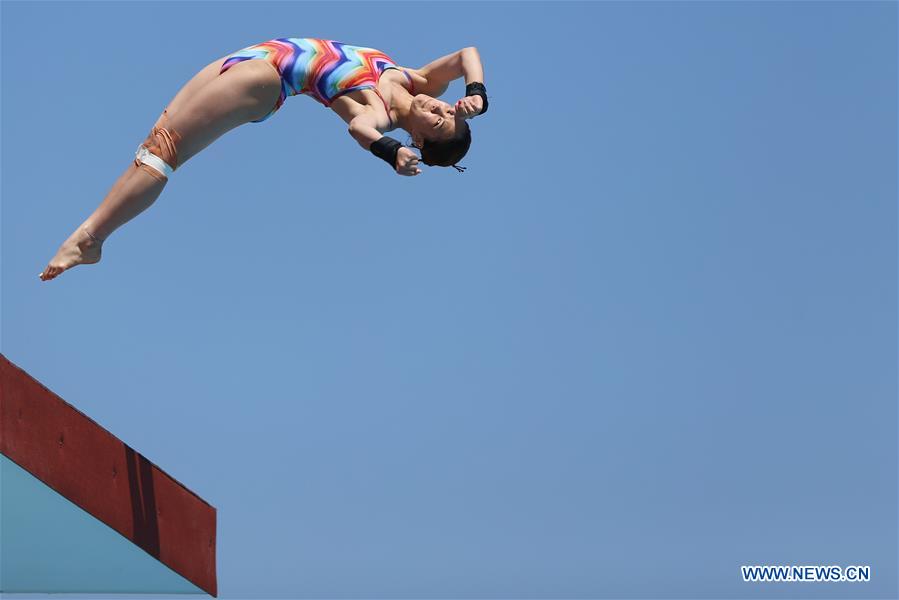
410, 94, 459, 142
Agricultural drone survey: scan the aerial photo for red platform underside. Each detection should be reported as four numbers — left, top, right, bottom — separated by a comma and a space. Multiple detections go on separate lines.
0, 354, 217, 597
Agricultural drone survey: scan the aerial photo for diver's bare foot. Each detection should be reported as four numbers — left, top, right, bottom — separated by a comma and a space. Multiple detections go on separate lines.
39, 227, 103, 281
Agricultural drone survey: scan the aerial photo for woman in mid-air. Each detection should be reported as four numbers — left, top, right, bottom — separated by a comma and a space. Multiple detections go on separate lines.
39, 38, 488, 281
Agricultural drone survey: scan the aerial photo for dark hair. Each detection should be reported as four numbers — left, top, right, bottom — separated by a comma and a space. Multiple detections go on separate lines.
419, 121, 472, 169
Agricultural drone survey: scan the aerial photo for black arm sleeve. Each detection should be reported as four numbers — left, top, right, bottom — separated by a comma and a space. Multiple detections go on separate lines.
465, 82, 488, 115
369, 136, 402, 169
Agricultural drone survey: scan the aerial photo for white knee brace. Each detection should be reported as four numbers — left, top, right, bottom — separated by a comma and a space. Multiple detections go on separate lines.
133, 123, 182, 182
135, 145, 175, 179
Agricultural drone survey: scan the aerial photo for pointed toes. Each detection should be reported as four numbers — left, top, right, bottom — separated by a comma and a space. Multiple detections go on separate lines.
39, 265, 61, 281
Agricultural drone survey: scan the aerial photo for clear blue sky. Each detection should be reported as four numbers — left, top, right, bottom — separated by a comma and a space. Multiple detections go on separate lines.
3, 1, 896, 598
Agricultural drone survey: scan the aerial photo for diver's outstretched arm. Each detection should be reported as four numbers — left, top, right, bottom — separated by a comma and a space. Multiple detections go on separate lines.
411, 47, 485, 98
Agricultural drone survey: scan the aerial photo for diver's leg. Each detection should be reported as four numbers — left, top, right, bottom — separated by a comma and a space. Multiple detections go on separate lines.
39, 59, 281, 281
74, 55, 234, 220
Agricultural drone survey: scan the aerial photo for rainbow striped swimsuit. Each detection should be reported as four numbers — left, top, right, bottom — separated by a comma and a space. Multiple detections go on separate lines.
219, 38, 413, 123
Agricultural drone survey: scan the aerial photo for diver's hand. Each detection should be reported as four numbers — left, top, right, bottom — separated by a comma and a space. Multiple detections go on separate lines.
395, 147, 422, 176
455, 95, 484, 119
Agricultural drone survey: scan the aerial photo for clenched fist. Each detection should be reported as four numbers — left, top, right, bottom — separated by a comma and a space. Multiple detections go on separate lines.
395, 146, 422, 176
455, 95, 484, 119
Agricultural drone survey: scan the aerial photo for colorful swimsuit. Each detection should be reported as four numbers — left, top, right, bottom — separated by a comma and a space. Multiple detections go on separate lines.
219, 38, 415, 123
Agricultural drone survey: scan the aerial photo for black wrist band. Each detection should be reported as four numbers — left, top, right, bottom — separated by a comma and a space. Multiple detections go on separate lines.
465, 82, 488, 115
369, 136, 402, 169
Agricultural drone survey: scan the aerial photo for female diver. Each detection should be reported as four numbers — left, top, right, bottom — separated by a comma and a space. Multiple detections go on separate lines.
39, 38, 488, 281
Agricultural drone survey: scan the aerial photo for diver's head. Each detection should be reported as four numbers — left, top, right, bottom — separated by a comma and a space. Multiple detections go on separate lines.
404, 94, 472, 169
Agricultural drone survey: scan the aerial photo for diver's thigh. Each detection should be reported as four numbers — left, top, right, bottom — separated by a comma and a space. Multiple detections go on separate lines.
152, 54, 233, 129
155, 59, 280, 167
